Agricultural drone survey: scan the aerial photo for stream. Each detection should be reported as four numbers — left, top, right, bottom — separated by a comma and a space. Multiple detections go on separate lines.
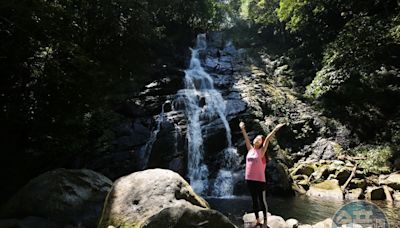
206, 196, 400, 227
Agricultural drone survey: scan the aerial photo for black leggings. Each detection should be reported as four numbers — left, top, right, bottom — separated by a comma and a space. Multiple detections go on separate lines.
247, 180, 268, 221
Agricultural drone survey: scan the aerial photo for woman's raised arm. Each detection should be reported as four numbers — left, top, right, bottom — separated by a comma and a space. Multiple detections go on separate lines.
261, 123, 285, 156
239, 122, 253, 151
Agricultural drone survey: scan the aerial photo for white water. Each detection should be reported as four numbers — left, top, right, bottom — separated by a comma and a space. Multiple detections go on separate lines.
184, 34, 239, 196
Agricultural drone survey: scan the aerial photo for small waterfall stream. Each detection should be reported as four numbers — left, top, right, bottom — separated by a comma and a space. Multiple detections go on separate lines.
138, 101, 169, 170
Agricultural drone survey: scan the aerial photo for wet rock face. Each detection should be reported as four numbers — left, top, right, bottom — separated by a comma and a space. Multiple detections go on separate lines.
147, 121, 186, 176
266, 160, 294, 196
98, 169, 236, 228
0, 169, 112, 227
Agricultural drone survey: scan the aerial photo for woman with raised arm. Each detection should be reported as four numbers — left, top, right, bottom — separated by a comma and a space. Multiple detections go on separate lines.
239, 121, 285, 228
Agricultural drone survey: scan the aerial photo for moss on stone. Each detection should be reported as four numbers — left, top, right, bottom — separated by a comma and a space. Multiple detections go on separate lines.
313, 180, 339, 190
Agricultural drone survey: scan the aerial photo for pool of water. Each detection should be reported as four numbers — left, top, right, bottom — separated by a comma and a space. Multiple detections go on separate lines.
206, 195, 400, 227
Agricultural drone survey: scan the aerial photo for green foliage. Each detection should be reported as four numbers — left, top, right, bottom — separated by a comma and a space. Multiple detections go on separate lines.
240, 0, 280, 24
350, 145, 393, 174
0, 0, 220, 197
306, 15, 399, 99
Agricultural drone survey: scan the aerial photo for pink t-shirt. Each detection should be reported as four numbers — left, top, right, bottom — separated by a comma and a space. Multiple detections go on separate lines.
245, 148, 266, 182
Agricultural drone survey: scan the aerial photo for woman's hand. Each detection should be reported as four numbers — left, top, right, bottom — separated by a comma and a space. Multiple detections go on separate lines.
239, 121, 245, 130
274, 123, 285, 131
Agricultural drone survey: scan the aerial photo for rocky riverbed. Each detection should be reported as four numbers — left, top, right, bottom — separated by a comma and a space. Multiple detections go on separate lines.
290, 159, 400, 202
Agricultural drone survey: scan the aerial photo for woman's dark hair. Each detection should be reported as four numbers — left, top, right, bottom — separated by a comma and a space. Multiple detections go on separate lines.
255, 135, 265, 149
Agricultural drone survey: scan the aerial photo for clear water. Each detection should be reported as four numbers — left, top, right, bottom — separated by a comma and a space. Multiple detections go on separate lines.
206, 196, 400, 227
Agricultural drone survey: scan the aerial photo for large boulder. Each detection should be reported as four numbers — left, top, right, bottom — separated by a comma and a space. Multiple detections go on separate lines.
306, 180, 343, 200
267, 160, 294, 195
305, 138, 340, 162
0, 169, 112, 227
291, 163, 316, 177
335, 167, 352, 186
98, 169, 236, 228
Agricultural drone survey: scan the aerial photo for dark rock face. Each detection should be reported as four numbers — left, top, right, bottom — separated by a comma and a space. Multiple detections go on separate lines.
147, 121, 186, 176
266, 160, 294, 196
113, 121, 151, 149
0, 216, 58, 228
98, 169, 236, 228
0, 169, 112, 227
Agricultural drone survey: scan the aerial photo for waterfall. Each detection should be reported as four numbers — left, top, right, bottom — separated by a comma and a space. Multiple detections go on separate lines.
138, 101, 169, 170
184, 34, 239, 196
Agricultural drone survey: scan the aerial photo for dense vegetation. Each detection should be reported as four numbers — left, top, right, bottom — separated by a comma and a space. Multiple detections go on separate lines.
238, 0, 400, 165
1, 0, 399, 204
0, 0, 222, 201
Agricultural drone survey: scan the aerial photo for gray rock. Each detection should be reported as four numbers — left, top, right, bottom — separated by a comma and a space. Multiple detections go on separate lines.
348, 179, 367, 190
286, 218, 299, 228
381, 173, 400, 190
292, 163, 316, 176
243, 211, 270, 223
335, 167, 352, 186
0, 169, 112, 227
98, 169, 236, 228
225, 99, 247, 117
113, 122, 151, 149
310, 165, 333, 182
147, 121, 185, 176
297, 179, 310, 191
268, 215, 288, 228
267, 160, 294, 195
306, 138, 339, 161
345, 188, 364, 200
366, 186, 386, 200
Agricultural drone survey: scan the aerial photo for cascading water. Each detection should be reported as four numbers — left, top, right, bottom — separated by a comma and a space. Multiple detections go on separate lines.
138, 101, 169, 170
183, 34, 240, 197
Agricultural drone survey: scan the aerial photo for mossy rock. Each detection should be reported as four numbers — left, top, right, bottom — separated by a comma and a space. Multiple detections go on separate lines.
306, 180, 343, 200
345, 188, 364, 200
349, 179, 367, 190
292, 163, 317, 177
335, 168, 352, 186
